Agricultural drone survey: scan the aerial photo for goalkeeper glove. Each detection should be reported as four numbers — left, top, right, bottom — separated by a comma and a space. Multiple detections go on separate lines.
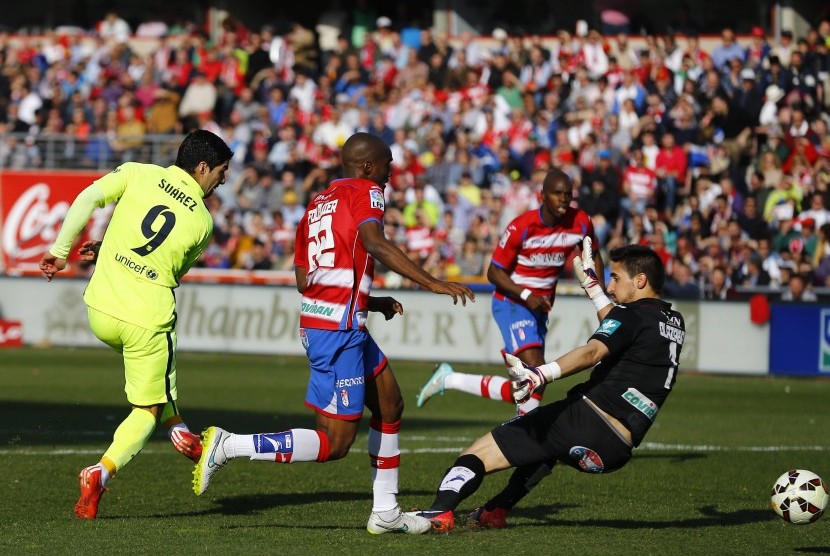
505, 353, 560, 405
573, 237, 612, 311
573, 237, 602, 299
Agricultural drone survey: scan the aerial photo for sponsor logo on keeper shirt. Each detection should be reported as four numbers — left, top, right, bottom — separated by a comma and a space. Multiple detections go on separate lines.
622, 387, 659, 420
114, 253, 159, 280
595, 319, 621, 336
569, 446, 605, 473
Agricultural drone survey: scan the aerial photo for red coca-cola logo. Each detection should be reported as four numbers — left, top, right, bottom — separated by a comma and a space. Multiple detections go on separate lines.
0, 319, 23, 347
1, 172, 109, 270
2, 183, 69, 261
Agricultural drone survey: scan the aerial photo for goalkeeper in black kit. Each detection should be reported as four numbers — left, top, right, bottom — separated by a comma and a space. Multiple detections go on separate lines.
412, 240, 685, 531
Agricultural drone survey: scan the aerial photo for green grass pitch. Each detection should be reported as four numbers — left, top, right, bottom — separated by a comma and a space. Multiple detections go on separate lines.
1, 346, 828, 555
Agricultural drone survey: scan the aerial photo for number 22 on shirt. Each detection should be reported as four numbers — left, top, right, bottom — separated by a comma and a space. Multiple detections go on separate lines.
307, 214, 335, 272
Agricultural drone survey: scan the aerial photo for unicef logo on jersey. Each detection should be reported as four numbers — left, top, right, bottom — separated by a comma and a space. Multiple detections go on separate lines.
114, 253, 159, 280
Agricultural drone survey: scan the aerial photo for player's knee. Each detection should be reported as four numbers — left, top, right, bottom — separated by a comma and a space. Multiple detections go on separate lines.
390, 395, 404, 420
369, 394, 404, 421
326, 441, 353, 460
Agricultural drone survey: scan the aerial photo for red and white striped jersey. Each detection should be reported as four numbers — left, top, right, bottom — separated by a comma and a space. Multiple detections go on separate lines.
294, 178, 385, 330
491, 206, 596, 304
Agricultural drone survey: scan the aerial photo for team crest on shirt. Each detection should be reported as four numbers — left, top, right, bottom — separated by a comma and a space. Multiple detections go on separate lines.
569, 446, 605, 473
340, 388, 350, 408
370, 189, 384, 210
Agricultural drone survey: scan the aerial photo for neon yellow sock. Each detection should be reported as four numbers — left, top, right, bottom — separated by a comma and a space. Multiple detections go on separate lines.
102, 408, 157, 471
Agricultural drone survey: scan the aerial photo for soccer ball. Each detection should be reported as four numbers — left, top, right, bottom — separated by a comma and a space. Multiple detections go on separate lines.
770, 469, 829, 524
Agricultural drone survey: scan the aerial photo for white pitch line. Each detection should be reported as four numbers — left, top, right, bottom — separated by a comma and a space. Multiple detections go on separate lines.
406, 436, 479, 442
1, 432, 469, 441
1, 443, 829, 456
639, 442, 830, 452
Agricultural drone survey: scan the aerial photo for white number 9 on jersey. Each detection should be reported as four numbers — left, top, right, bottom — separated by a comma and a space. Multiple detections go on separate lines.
307, 215, 335, 272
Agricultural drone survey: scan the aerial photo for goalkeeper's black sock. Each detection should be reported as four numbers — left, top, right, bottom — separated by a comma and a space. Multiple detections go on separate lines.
485, 461, 553, 510
429, 454, 485, 512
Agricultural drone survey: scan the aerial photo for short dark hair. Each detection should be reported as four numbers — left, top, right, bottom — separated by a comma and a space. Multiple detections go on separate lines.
610, 244, 666, 293
175, 130, 233, 173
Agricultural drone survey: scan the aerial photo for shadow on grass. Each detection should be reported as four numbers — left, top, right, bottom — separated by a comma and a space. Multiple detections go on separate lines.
0, 400, 499, 447
505, 503, 772, 529
116, 488, 435, 522
794, 548, 830, 554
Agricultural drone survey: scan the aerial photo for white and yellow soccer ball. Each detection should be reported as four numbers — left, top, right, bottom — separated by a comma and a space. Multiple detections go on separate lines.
770, 469, 829, 524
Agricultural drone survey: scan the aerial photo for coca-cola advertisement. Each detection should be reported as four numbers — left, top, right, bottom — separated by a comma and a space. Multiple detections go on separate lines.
0, 319, 23, 347
0, 171, 108, 274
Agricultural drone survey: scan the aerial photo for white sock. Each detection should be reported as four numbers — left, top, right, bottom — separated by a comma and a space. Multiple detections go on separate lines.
369, 419, 400, 513
97, 463, 111, 487
226, 430, 327, 463
444, 372, 513, 401
167, 422, 189, 439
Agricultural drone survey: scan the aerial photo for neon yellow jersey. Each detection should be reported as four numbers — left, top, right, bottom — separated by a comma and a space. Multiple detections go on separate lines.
83, 162, 213, 331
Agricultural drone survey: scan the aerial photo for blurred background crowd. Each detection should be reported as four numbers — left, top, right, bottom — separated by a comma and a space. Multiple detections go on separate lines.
1, 5, 830, 302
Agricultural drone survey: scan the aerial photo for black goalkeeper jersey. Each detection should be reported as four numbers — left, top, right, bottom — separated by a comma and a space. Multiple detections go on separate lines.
569, 298, 685, 446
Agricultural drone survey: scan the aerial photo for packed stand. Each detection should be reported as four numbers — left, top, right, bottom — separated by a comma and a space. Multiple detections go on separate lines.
1, 9, 829, 301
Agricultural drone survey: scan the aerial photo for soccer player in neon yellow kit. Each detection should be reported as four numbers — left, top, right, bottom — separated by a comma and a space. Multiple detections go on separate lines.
39, 130, 233, 519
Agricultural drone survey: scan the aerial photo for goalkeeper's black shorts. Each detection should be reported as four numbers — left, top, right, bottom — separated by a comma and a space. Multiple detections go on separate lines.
491, 396, 633, 474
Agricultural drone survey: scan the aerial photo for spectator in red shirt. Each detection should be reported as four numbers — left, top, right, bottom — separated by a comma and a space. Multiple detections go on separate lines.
654, 132, 687, 215
620, 147, 657, 230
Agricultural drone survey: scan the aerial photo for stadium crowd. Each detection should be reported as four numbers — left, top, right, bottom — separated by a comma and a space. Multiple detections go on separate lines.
1, 9, 830, 301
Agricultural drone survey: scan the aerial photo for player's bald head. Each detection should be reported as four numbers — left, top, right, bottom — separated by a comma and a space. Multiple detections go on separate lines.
342, 133, 389, 169
341, 132, 392, 183
542, 168, 571, 193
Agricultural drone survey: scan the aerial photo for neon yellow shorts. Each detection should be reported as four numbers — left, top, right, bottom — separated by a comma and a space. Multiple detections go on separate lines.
87, 306, 178, 406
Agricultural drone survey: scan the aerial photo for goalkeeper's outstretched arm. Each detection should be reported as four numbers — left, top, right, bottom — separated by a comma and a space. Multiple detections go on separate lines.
507, 339, 609, 403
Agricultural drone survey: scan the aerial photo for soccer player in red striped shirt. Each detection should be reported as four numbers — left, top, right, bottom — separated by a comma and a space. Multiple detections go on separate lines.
193, 133, 474, 534
417, 169, 604, 414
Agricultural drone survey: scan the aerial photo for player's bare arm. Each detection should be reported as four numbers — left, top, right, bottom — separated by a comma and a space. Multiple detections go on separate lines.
294, 265, 307, 293
487, 263, 551, 312
359, 221, 474, 306
551, 339, 609, 378
507, 338, 610, 404
368, 296, 404, 320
